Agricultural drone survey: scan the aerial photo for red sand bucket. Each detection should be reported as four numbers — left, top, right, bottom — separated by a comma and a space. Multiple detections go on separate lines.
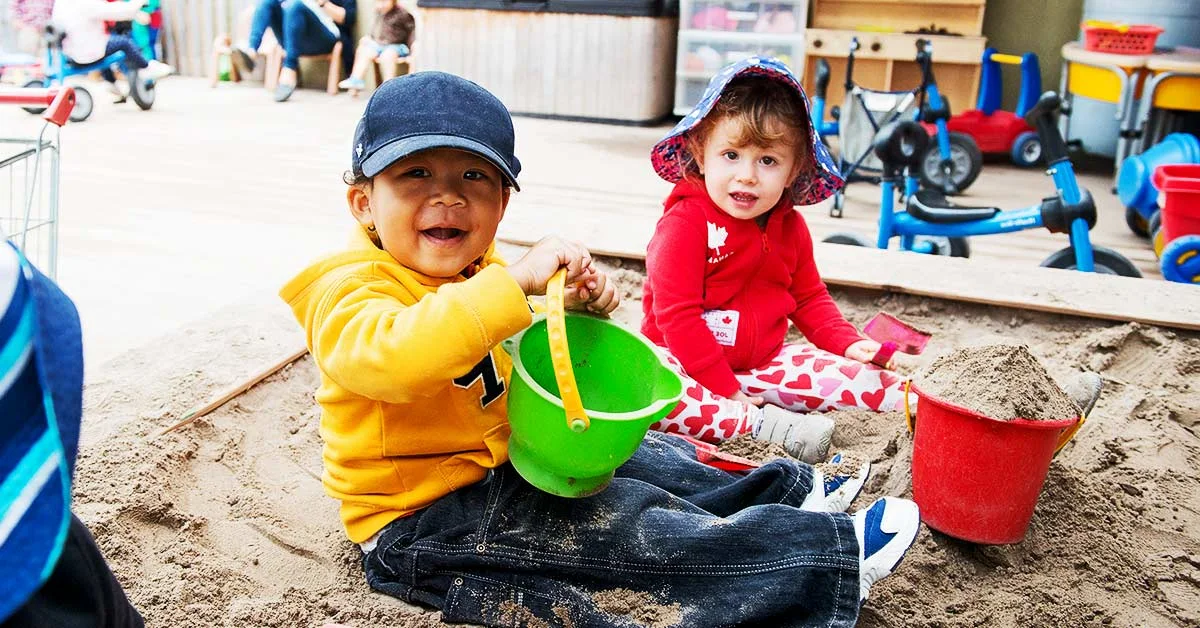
907, 383, 1081, 544
1152, 164, 1200, 244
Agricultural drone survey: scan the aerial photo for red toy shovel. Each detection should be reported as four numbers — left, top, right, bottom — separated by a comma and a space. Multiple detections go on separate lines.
671, 434, 763, 472
863, 312, 932, 368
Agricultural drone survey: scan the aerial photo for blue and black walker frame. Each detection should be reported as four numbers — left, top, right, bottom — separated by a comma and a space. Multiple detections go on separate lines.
824, 91, 1143, 277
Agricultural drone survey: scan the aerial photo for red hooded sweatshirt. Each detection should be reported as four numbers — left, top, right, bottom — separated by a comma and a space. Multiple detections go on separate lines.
642, 179, 863, 398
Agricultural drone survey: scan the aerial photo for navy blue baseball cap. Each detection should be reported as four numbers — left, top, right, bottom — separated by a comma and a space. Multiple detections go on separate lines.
0, 242, 83, 621
351, 71, 522, 189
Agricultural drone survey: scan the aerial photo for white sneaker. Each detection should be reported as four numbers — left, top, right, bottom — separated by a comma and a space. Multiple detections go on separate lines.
141, 60, 174, 82
798, 453, 871, 513
107, 81, 127, 103
853, 497, 921, 603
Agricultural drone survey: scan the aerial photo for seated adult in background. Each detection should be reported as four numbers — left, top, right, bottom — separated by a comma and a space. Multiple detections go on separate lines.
233, 0, 357, 102
337, 0, 415, 96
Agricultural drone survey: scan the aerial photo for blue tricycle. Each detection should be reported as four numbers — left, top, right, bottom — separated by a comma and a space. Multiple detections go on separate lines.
810, 38, 983, 217
21, 25, 156, 123
823, 91, 1143, 277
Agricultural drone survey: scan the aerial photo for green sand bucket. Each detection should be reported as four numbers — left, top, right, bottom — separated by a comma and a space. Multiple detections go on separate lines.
506, 286, 682, 497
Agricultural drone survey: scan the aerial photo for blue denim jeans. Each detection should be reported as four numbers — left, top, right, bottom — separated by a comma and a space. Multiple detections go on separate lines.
248, 0, 339, 71
97, 35, 148, 83
362, 431, 861, 627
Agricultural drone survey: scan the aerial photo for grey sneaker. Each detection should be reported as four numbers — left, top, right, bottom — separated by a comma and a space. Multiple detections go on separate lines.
1060, 371, 1103, 417
273, 81, 296, 102
753, 405, 834, 464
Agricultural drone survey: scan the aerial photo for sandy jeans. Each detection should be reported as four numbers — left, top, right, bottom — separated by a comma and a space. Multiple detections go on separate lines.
651, 343, 908, 443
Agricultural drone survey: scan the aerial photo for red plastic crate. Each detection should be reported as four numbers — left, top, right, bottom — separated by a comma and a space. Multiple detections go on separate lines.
1153, 165, 1200, 244
1082, 23, 1164, 55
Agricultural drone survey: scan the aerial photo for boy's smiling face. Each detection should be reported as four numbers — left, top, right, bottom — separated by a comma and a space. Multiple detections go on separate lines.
349, 148, 510, 278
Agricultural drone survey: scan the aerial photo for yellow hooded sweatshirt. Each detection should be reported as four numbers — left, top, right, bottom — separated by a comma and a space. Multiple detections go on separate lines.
280, 228, 532, 542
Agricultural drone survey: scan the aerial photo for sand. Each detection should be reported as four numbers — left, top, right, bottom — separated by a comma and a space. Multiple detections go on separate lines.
917, 344, 1081, 421
73, 259, 1200, 627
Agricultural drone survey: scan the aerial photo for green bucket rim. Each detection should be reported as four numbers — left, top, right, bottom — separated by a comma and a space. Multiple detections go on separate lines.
508, 313, 683, 422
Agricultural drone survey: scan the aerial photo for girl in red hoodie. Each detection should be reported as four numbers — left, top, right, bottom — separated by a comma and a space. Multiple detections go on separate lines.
644, 57, 907, 462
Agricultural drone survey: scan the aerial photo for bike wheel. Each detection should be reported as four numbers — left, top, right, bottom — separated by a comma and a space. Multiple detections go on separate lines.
1124, 206, 1150, 238
1160, 236, 1200, 284
919, 131, 983, 195
823, 232, 874, 247
914, 236, 970, 258
21, 79, 48, 114
1040, 245, 1142, 278
69, 87, 94, 122
128, 69, 156, 110
1010, 130, 1042, 168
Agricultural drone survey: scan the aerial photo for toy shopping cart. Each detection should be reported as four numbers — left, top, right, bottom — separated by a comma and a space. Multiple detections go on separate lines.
0, 86, 75, 278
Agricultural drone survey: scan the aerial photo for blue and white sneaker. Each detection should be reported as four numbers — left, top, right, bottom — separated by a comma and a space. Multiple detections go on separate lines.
853, 497, 921, 603
338, 77, 367, 91
799, 453, 871, 513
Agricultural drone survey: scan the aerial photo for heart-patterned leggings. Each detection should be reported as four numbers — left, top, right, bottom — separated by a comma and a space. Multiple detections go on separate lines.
650, 343, 909, 443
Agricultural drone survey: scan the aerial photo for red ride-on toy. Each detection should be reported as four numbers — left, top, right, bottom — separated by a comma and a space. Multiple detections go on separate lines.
932, 49, 1044, 168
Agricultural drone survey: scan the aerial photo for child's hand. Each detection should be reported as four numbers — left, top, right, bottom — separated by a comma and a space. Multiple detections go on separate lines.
730, 390, 764, 408
845, 339, 888, 368
566, 270, 621, 315
507, 237, 597, 296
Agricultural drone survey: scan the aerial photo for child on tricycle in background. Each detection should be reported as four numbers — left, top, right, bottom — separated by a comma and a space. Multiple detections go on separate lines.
52, 0, 173, 101
338, 0, 415, 95
281, 69, 920, 626
643, 57, 906, 462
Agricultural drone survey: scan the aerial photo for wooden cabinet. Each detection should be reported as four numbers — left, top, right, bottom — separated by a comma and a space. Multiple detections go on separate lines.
803, 0, 988, 115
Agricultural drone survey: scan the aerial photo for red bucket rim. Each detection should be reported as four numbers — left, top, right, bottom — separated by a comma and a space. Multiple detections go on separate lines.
1153, 164, 1200, 192
910, 382, 1080, 429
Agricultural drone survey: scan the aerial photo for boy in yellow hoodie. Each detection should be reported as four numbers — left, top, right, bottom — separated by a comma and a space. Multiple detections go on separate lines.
281, 71, 920, 626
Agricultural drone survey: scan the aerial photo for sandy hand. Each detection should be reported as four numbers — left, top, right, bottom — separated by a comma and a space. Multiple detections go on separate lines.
507, 236, 596, 296
566, 269, 620, 315
845, 339, 889, 368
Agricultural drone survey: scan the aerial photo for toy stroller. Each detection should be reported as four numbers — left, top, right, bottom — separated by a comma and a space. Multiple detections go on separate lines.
811, 38, 983, 217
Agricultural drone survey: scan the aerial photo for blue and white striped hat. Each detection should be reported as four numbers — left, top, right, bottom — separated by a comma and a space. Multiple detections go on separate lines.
0, 242, 83, 621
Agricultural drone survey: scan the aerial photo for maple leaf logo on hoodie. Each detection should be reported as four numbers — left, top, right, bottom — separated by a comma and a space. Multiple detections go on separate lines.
707, 222, 728, 253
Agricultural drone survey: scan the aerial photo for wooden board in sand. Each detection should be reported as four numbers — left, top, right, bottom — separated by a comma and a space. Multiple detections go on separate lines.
497, 229, 1200, 332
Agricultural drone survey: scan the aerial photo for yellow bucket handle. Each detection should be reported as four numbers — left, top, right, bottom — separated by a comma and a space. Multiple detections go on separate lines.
904, 379, 1086, 454
903, 379, 915, 434
546, 268, 590, 433
1054, 413, 1086, 454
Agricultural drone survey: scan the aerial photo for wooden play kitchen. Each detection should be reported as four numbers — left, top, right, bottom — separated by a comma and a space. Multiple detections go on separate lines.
801, 0, 989, 120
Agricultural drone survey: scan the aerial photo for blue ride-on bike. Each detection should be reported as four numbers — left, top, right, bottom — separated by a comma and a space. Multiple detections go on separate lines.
22, 25, 157, 123
823, 91, 1142, 277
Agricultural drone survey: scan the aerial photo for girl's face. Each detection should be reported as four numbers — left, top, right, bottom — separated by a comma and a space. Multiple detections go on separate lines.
697, 116, 800, 221
348, 148, 510, 278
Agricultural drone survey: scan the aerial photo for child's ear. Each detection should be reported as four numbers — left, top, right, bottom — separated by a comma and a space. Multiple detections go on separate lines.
347, 184, 373, 229
498, 186, 511, 220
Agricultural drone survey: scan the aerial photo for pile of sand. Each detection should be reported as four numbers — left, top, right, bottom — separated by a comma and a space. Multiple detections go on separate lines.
916, 344, 1080, 421
74, 261, 1200, 627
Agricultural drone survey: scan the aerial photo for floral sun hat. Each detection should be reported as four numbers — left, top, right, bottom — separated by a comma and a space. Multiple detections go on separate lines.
651, 56, 844, 206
